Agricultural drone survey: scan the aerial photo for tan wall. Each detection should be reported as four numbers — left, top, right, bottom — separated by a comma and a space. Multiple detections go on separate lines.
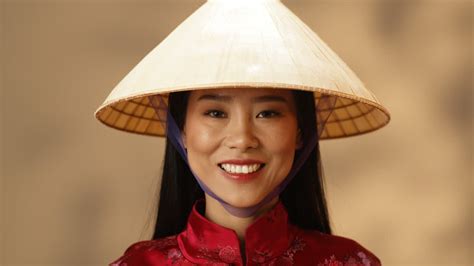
1, 0, 472, 265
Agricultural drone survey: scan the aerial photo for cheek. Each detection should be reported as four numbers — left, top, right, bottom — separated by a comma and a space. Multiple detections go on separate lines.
260, 122, 299, 153
184, 121, 220, 156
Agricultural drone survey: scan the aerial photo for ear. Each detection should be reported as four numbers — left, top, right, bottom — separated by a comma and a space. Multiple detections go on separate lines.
296, 128, 303, 150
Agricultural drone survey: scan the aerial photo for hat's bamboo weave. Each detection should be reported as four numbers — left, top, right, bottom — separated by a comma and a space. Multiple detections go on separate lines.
95, 0, 390, 139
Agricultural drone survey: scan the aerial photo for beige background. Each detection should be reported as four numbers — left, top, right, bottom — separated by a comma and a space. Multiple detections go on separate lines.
1, 0, 472, 265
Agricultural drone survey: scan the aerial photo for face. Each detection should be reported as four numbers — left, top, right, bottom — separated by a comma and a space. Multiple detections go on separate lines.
182, 88, 302, 208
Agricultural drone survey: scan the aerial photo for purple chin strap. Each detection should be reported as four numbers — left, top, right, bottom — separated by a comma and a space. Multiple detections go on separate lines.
148, 93, 336, 218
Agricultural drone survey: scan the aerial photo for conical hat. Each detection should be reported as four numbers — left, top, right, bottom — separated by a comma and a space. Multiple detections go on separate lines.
94, 0, 390, 139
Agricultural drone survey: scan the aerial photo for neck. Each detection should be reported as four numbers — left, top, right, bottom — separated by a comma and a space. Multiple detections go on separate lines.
203, 195, 279, 244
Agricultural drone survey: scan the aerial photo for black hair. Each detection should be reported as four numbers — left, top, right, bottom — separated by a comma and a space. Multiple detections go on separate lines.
152, 89, 332, 239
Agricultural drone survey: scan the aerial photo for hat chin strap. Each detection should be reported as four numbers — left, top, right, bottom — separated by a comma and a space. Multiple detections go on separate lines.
149, 95, 335, 218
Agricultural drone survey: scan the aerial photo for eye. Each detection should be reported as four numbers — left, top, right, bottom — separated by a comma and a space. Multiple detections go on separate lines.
256, 110, 281, 118
204, 110, 227, 118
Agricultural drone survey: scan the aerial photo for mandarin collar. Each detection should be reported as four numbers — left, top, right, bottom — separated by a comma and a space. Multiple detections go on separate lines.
177, 199, 296, 265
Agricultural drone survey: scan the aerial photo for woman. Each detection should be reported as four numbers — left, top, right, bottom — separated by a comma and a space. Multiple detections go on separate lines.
95, 0, 390, 265
111, 88, 383, 265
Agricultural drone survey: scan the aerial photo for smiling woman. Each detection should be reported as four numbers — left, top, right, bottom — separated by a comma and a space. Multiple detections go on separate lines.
183, 89, 300, 209
94, 0, 390, 265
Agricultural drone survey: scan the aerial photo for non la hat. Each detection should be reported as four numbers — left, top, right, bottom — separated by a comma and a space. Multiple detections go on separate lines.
94, 0, 391, 139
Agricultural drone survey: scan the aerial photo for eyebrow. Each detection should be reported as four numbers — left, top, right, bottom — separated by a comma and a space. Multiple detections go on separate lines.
197, 94, 288, 103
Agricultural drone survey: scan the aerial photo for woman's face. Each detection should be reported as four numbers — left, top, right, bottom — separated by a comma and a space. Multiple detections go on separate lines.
182, 88, 301, 208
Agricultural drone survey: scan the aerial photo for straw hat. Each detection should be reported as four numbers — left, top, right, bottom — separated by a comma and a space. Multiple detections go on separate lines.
94, 0, 390, 139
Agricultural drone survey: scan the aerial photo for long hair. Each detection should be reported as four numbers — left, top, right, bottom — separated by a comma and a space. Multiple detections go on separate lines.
152, 90, 332, 239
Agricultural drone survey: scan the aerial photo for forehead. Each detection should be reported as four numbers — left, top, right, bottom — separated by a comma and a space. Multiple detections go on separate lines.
188, 87, 294, 101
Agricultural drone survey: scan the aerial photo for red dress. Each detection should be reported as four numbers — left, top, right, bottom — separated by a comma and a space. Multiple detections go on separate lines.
110, 199, 381, 265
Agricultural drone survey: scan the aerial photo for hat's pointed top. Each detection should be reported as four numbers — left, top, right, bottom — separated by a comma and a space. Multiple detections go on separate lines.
95, 0, 390, 139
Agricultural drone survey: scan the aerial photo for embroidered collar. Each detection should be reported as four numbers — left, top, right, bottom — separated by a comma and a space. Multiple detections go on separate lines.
177, 199, 296, 264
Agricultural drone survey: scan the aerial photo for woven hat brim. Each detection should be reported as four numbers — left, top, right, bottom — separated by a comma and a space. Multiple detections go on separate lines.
94, 83, 390, 140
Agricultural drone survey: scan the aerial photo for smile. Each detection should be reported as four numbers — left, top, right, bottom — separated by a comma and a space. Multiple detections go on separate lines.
218, 163, 265, 174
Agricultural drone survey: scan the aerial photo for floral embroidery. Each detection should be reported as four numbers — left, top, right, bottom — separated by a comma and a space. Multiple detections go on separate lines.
159, 235, 179, 247
317, 255, 345, 266
282, 236, 306, 261
135, 235, 178, 251
110, 236, 179, 265
317, 251, 376, 266
255, 236, 306, 265
218, 246, 238, 263
167, 248, 184, 264
357, 251, 372, 266
196, 245, 239, 263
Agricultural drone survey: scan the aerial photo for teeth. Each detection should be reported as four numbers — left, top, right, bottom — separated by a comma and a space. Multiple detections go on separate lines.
220, 163, 263, 174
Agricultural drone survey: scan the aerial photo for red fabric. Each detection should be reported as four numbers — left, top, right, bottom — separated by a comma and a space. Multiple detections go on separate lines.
110, 199, 381, 265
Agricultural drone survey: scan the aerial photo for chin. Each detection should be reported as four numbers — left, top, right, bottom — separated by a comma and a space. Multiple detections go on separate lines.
221, 193, 265, 208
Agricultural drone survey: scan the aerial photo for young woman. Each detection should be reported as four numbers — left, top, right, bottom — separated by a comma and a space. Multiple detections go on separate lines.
95, 0, 390, 265
106, 88, 383, 265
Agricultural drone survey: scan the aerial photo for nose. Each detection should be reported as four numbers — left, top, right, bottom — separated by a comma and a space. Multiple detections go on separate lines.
223, 115, 259, 151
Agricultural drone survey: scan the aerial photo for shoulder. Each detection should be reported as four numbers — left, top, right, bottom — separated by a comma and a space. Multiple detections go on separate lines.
295, 228, 382, 265
109, 235, 190, 266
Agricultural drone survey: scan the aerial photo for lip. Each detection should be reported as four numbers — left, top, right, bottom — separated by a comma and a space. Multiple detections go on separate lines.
218, 159, 265, 165
217, 159, 266, 182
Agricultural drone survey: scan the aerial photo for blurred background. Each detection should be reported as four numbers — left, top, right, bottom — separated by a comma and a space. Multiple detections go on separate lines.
1, 0, 472, 265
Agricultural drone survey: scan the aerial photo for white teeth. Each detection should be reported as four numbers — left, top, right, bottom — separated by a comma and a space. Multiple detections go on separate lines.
220, 163, 262, 174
